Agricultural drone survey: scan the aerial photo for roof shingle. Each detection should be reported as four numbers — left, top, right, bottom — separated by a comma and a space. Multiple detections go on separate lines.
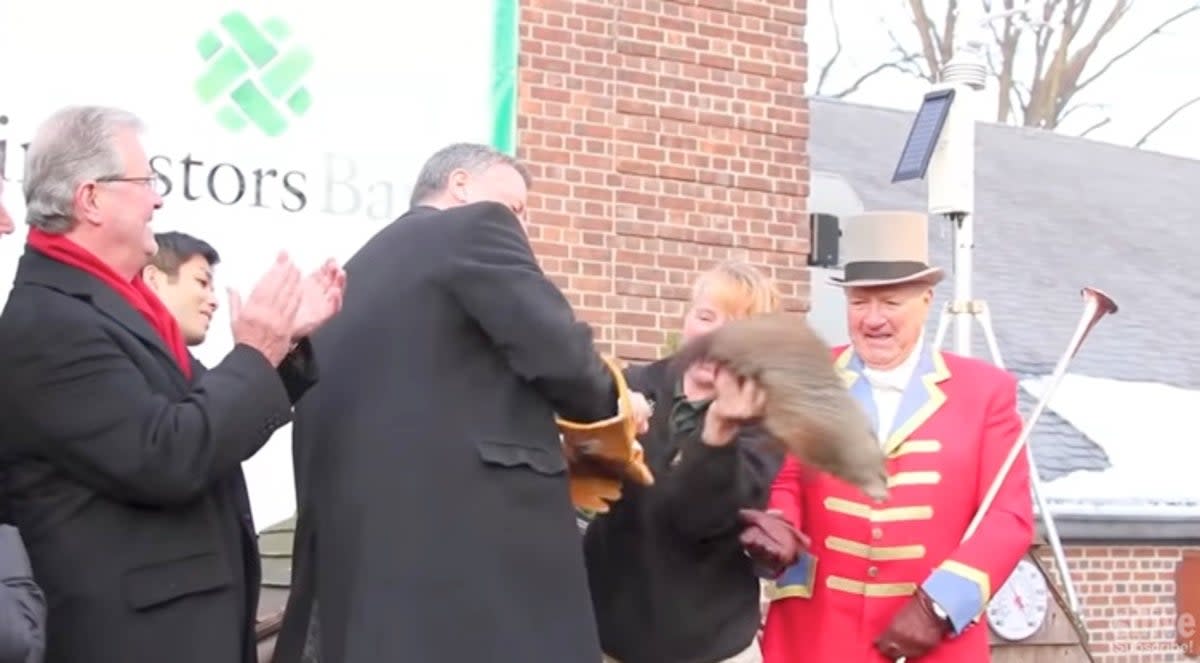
806, 97, 1199, 483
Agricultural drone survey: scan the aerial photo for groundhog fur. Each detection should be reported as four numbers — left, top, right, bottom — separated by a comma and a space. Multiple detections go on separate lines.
672, 312, 889, 502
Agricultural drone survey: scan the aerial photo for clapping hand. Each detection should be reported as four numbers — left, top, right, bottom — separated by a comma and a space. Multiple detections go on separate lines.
229, 252, 303, 366
291, 258, 347, 341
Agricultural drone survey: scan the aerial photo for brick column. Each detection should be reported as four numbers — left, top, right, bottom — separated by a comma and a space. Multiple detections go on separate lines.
518, 0, 810, 361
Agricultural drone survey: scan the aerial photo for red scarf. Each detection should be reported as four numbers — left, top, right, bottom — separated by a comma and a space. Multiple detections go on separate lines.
27, 228, 193, 380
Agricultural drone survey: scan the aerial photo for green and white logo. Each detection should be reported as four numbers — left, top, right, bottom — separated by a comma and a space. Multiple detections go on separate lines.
194, 11, 313, 137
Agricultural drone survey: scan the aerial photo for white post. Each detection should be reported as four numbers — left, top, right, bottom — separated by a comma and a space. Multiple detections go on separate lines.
926, 3, 988, 357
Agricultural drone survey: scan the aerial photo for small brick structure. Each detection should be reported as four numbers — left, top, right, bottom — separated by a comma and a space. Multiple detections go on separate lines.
1035, 545, 1199, 662
517, 0, 812, 361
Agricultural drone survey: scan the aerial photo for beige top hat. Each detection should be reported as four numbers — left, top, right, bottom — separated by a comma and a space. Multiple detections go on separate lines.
828, 210, 945, 288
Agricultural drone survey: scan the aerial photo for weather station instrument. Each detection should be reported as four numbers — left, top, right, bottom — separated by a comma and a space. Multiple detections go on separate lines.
888, 1, 1107, 661
986, 558, 1052, 641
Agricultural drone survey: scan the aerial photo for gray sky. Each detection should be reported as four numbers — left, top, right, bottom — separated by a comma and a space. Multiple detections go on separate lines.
806, 0, 1200, 160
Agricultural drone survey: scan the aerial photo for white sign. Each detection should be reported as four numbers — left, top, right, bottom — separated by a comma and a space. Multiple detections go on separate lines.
0, 0, 517, 531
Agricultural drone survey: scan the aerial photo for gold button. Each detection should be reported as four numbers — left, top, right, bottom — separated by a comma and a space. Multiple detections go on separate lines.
868, 566, 880, 577
872, 527, 883, 540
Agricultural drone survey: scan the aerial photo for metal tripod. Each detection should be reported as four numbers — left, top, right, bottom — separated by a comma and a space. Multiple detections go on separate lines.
930, 213, 1082, 616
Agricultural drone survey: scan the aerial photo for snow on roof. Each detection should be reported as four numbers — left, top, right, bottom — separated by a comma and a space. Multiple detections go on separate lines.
1023, 373, 1200, 518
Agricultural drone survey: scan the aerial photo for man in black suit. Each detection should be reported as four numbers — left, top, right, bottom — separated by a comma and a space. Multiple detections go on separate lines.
0, 104, 345, 663
273, 143, 650, 663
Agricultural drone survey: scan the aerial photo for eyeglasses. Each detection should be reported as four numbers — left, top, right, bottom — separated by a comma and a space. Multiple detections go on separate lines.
96, 175, 157, 187
95, 175, 161, 196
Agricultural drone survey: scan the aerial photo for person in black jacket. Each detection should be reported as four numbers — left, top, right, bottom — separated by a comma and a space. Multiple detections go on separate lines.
0, 104, 344, 663
0, 177, 46, 663
272, 143, 651, 663
583, 260, 786, 663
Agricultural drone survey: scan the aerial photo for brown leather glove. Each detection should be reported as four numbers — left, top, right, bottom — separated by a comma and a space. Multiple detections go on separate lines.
568, 473, 625, 514
873, 589, 952, 660
737, 509, 811, 579
565, 440, 654, 514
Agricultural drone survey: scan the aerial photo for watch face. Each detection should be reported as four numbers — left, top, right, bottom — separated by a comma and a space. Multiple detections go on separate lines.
986, 559, 1050, 641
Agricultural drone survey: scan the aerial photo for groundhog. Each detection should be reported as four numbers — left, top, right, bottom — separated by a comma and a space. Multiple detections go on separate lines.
672, 312, 889, 502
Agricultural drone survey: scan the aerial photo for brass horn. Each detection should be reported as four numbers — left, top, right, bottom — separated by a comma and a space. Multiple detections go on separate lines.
963, 287, 1118, 542
894, 287, 1117, 663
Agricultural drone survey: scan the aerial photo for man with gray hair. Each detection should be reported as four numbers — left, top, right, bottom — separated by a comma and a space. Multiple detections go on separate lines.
272, 142, 651, 663
0, 105, 345, 663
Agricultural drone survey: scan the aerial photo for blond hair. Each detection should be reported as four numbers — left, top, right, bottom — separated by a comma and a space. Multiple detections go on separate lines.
691, 260, 782, 319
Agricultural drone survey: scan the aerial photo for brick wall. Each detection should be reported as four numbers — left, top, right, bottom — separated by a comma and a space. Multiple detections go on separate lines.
1036, 544, 1200, 662
517, 0, 811, 361
515, 6, 1198, 663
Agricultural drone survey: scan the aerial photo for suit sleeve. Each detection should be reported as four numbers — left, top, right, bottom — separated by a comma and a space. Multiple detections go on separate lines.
921, 372, 1035, 635
763, 454, 820, 595
186, 338, 317, 405
9, 320, 296, 507
0, 526, 44, 663
658, 425, 784, 541
439, 201, 617, 422
276, 337, 320, 404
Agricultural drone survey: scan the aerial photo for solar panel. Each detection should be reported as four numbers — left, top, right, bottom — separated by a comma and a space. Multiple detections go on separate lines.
891, 87, 956, 183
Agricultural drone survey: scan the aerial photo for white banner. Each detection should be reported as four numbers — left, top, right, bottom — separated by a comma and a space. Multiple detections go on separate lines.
0, 0, 517, 531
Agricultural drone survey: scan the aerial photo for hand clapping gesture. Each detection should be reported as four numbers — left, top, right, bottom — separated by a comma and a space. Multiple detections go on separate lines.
291, 258, 347, 342
228, 253, 346, 366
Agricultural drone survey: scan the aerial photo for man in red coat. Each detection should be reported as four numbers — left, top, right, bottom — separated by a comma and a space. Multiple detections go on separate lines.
755, 211, 1034, 663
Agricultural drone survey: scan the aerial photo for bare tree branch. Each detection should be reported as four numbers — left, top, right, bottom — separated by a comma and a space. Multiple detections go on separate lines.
894, 58, 930, 78
1010, 79, 1030, 119
813, 0, 844, 95
993, 0, 1021, 123
807, 0, 1195, 140
1071, 0, 1095, 42
1058, 101, 1108, 125
907, 0, 944, 79
1025, 0, 1134, 130
1059, 0, 1132, 89
1135, 94, 1200, 148
1075, 5, 1200, 92
1033, 0, 1066, 80
1013, 79, 1031, 103
825, 55, 924, 98
940, 0, 959, 68
1078, 116, 1111, 138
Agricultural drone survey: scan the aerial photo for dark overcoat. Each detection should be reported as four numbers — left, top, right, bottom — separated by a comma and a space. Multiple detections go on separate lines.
0, 249, 317, 663
272, 202, 618, 663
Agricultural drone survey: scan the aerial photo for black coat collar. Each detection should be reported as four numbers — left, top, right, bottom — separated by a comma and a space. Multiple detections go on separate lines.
14, 248, 189, 382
